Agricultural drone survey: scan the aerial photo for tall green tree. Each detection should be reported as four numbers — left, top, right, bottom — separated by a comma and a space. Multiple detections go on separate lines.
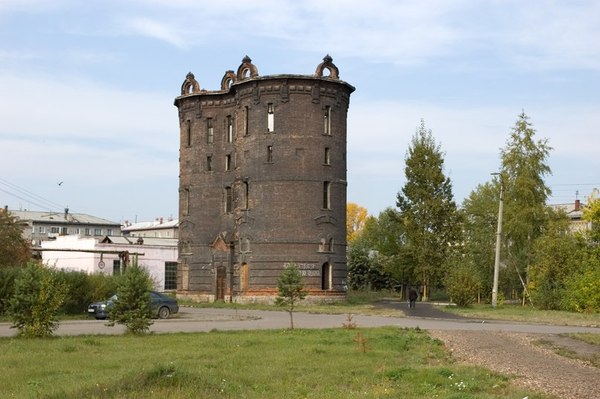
461, 182, 500, 297
500, 112, 552, 289
0, 210, 30, 268
396, 120, 462, 299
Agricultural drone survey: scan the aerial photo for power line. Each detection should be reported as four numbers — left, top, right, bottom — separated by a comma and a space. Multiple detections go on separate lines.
0, 177, 65, 212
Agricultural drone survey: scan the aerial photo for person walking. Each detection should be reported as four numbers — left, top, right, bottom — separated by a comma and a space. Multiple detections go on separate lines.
408, 288, 418, 309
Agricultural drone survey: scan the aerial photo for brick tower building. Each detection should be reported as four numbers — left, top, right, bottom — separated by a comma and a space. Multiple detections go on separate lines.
174, 56, 354, 302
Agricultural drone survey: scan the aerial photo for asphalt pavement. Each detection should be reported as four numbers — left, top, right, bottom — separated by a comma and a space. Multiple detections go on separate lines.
0, 301, 598, 337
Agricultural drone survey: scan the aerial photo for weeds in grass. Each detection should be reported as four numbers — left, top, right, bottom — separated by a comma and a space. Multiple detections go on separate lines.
342, 313, 357, 329
353, 332, 370, 353
1, 328, 552, 398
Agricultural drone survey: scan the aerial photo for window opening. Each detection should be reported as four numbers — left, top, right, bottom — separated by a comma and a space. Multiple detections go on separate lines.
206, 155, 213, 171
324, 147, 331, 165
225, 186, 233, 213
323, 181, 331, 209
183, 188, 190, 216
207, 118, 214, 143
244, 106, 249, 136
267, 103, 274, 132
225, 154, 232, 171
227, 115, 233, 143
186, 120, 191, 147
164, 262, 177, 290
321, 262, 332, 290
324, 106, 331, 135
243, 181, 249, 209
267, 145, 273, 163
328, 237, 334, 252
113, 260, 121, 275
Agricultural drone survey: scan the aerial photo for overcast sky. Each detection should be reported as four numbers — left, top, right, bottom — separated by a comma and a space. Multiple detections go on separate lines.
1, 0, 598, 223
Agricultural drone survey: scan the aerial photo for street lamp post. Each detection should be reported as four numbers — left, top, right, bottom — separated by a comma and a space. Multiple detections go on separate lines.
491, 172, 504, 308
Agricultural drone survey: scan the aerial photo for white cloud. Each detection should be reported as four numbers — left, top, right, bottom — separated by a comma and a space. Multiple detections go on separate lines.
124, 16, 187, 48
0, 71, 176, 149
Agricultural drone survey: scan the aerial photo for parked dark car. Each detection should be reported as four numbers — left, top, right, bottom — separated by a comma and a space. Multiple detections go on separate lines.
87, 291, 179, 320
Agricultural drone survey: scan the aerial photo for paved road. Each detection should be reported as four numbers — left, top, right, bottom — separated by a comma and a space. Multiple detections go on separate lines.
1, 303, 597, 337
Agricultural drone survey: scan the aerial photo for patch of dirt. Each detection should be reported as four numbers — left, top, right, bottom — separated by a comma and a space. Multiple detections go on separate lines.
534, 334, 600, 366
430, 330, 600, 399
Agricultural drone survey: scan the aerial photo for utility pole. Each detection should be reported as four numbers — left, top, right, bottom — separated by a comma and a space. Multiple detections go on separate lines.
491, 172, 504, 308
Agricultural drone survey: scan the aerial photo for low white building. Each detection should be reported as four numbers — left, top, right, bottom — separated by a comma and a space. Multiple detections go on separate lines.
41, 235, 178, 291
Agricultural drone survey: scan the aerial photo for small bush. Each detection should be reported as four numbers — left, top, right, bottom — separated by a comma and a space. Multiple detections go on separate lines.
8, 262, 68, 337
445, 263, 482, 308
107, 263, 154, 334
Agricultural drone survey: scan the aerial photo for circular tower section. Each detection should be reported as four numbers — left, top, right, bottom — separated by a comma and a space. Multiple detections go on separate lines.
174, 56, 355, 302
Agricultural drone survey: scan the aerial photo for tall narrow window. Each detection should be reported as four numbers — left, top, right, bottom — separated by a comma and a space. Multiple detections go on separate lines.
225, 154, 232, 171
328, 237, 334, 252
323, 181, 331, 209
186, 120, 191, 146
207, 118, 214, 143
243, 181, 249, 209
267, 145, 273, 163
267, 103, 274, 132
244, 106, 249, 136
164, 262, 177, 290
324, 106, 331, 135
322, 262, 332, 290
206, 155, 213, 171
225, 186, 233, 213
324, 147, 331, 165
226, 115, 233, 143
183, 187, 190, 216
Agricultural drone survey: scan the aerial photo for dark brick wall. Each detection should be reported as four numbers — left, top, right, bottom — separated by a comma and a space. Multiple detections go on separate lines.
174, 57, 354, 301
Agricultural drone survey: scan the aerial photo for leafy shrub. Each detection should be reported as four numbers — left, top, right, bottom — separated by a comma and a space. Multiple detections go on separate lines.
8, 262, 68, 337
0, 267, 22, 316
57, 271, 120, 315
562, 256, 600, 313
445, 263, 482, 307
107, 263, 154, 334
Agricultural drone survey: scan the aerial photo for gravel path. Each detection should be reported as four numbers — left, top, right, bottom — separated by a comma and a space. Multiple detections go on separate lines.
429, 330, 600, 399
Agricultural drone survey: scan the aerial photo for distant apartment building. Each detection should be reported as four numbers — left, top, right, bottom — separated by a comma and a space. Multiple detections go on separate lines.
121, 217, 179, 239
549, 199, 591, 233
7, 208, 121, 247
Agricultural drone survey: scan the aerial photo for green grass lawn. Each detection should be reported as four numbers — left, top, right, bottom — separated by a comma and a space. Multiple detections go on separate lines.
435, 303, 600, 326
0, 327, 550, 399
